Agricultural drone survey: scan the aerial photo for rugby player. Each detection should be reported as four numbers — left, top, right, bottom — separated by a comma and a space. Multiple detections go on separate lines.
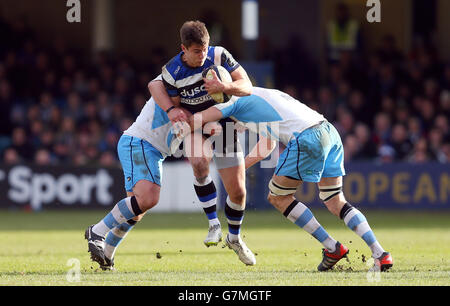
84, 96, 184, 270
148, 20, 256, 265
187, 87, 393, 272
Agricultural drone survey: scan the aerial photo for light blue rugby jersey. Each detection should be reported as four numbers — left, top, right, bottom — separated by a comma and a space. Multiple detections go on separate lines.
214, 87, 326, 146
123, 97, 182, 157
161, 46, 240, 114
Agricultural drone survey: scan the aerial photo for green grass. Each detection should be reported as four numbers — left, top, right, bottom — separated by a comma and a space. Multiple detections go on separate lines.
0, 209, 449, 286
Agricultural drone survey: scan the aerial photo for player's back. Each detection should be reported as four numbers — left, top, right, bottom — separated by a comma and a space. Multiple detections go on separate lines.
215, 87, 325, 145
124, 97, 181, 156
161, 46, 240, 114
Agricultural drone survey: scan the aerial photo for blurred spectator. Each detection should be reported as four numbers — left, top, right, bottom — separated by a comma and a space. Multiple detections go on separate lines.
407, 117, 423, 144
407, 138, 431, 163
419, 99, 436, 132
394, 106, 410, 126
347, 90, 371, 124
334, 106, 354, 139
378, 64, 397, 97
428, 128, 443, 159
377, 145, 395, 164
380, 96, 396, 119
99, 151, 119, 167
440, 90, 450, 118
390, 124, 413, 161
441, 65, 450, 91
3, 147, 21, 165
434, 115, 449, 141
326, 2, 361, 63
0, 79, 13, 136
438, 142, 450, 163
372, 113, 391, 146
353, 123, 377, 160
34, 148, 53, 166
344, 134, 359, 162
318, 87, 336, 121
11, 127, 34, 161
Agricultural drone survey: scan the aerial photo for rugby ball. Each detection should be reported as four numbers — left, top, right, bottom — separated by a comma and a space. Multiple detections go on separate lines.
202, 65, 232, 103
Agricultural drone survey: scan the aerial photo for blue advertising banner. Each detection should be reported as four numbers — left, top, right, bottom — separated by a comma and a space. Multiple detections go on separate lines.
244, 162, 450, 210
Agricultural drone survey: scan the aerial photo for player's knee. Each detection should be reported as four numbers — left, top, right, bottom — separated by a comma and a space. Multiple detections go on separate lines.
135, 193, 159, 211
267, 192, 281, 205
267, 179, 296, 205
267, 193, 291, 212
324, 191, 346, 217
191, 158, 210, 177
325, 200, 342, 217
229, 186, 246, 205
319, 184, 346, 217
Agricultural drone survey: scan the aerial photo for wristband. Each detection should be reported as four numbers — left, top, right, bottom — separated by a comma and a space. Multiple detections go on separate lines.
166, 106, 175, 114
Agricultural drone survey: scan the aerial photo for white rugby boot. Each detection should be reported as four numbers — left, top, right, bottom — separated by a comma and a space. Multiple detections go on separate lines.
204, 223, 222, 247
225, 234, 256, 266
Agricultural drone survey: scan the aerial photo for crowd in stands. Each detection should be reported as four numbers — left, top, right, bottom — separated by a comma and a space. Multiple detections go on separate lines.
0, 16, 449, 167
281, 36, 450, 164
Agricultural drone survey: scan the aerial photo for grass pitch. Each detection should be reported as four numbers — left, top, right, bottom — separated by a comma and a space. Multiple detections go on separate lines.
0, 209, 449, 286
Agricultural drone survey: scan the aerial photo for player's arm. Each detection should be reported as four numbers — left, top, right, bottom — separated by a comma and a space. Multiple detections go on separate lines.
245, 135, 277, 170
226, 66, 252, 96
204, 47, 252, 97
188, 106, 224, 131
204, 66, 252, 97
148, 76, 186, 123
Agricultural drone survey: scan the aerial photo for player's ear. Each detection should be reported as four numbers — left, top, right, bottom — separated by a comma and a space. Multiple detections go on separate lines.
181, 44, 187, 52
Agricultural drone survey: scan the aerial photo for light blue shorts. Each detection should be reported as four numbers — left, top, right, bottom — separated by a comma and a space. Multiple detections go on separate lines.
275, 121, 345, 182
117, 135, 164, 192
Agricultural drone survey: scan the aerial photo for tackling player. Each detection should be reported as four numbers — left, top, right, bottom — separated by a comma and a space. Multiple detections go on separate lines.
84, 96, 185, 270
148, 20, 255, 265
187, 87, 394, 272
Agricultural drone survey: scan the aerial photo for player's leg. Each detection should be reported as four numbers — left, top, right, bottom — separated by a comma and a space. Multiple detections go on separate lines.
319, 121, 392, 271
86, 135, 162, 266
319, 176, 393, 271
272, 124, 349, 271
217, 164, 246, 241
217, 163, 255, 265
184, 131, 222, 246
101, 191, 146, 271
268, 175, 341, 252
214, 128, 255, 266
85, 180, 159, 267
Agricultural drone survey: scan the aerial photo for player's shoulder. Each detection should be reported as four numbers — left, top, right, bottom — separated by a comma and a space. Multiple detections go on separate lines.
217, 46, 240, 71
205, 46, 236, 67
162, 53, 183, 81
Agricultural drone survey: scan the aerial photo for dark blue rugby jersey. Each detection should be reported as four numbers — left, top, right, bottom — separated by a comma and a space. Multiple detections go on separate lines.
161, 46, 240, 114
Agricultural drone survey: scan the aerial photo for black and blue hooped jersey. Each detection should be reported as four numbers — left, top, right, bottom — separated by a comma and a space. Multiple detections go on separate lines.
161, 46, 240, 114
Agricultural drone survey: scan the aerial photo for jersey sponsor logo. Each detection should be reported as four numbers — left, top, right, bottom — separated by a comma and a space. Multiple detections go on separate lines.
181, 95, 213, 105
180, 84, 206, 97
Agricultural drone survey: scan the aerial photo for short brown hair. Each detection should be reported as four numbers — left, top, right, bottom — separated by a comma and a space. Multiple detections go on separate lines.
180, 20, 210, 48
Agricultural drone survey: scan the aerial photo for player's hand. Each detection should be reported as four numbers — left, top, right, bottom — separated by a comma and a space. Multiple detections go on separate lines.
168, 107, 188, 123
203, 70, 225, 94
172, 120, 191, 139
235, 122, 247, 133
203, 121, 223, 136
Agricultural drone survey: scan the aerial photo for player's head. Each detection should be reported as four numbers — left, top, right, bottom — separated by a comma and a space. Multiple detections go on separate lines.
180, 20, 210, 67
